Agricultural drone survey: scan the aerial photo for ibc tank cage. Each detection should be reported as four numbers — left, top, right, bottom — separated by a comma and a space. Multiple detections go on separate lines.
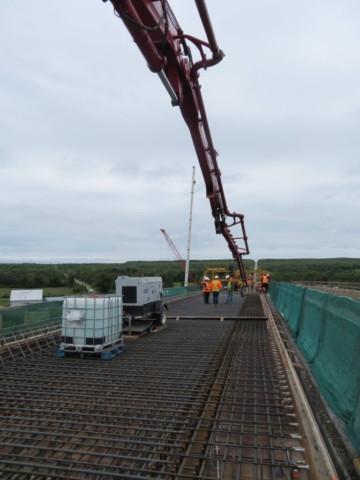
58, 295, 123, 357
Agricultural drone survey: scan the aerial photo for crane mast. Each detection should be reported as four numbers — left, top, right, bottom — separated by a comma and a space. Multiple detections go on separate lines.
185, 166, 196, 288
160, 229, 197, 284
103, 0, 250, 284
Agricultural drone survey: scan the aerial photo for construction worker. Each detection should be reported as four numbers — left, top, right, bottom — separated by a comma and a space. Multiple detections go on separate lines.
247, 276, 253, 292
261, 272, 269, 294
210, 275, 222, 306
201, 276, 211, 304
225, 275, 234, 304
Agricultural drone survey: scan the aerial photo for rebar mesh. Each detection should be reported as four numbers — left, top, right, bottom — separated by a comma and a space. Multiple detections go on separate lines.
0, 318, 310, 479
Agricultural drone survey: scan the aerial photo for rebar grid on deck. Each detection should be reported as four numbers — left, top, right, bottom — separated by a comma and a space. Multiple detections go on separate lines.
238, 293, 267, 318
0, 318, 310, 479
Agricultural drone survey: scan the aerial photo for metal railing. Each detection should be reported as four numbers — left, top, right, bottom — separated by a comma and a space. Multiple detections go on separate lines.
0, 321, 61, 367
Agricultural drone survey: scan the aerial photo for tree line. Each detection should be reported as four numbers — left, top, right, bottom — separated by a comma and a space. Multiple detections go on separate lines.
0, 264, 65, 289
56, 259, 255, 293
1, 258, 359, 294
259, 258, 360, 283
0, 260, 254, 293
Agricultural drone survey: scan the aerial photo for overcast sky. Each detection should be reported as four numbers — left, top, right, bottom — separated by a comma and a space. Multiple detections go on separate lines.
1, 1, 359, 263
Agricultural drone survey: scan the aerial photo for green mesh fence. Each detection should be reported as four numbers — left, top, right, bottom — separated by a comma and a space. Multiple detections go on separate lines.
0, 287, 201, 332
269, 282, 360, 453
297, 289, 325, 363
163, 286, 202, 298
0, 302, 63, 334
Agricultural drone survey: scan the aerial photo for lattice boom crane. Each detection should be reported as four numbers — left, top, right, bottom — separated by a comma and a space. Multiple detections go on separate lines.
160, 229, 197, 284
103, 0, 250, 284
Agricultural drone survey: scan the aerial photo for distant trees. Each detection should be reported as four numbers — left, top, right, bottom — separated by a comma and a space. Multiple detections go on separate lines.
0, 264, 65, 288
94, 272, 114, 294
67, 274, 75, 288
258, 258, 360, 282
4, 258, 359, 292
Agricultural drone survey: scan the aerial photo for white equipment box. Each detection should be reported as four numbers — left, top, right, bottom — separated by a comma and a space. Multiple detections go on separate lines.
115, 276, 163, 317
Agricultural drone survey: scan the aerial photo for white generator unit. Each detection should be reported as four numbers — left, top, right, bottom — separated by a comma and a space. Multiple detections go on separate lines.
57, 295, 124, 360
115, 276, 167, 329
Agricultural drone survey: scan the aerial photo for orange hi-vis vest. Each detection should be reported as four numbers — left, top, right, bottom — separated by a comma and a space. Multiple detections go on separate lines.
202, 280, 211, 293
210, 279, 222, 292
261, 275, 269, 283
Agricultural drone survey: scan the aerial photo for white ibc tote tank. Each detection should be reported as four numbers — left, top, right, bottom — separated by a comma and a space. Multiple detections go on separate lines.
61, 296, 122, 350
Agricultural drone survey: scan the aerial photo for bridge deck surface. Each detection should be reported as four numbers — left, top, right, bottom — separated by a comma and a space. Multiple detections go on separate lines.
0, 294, 337, 479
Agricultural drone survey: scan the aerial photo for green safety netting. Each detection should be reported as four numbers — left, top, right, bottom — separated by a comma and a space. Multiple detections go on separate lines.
269, 282, 360, 453
0, 287, 201, 332
163, 286, 202, 298
297, 288, 326, 362
0, 301, 63, 332
349, 395, 360, 455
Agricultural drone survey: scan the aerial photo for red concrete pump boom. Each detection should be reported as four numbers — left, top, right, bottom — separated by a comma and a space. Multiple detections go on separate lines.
160, 229, 197, 284
103, 0, 250, 284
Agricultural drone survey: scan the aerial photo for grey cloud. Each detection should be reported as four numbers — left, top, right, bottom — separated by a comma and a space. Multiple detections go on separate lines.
211, 115, 360, 166
0, 1, 359, 262
0, 147, 8, 165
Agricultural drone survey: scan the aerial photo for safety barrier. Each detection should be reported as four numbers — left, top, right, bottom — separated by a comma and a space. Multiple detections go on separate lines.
0, 302, 63, 334
163, 285, 202, 298
269, 282, 360, 453
0, 287, 202, 334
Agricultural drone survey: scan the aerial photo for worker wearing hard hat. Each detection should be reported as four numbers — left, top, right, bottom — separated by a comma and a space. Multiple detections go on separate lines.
261, 273, 269, 294
201, 276, 211, 304
225, 275, 234, 304
209, 275, 222, 306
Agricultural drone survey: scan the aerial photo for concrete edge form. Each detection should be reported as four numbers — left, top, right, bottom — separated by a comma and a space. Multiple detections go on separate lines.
261, 294, 339, 479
